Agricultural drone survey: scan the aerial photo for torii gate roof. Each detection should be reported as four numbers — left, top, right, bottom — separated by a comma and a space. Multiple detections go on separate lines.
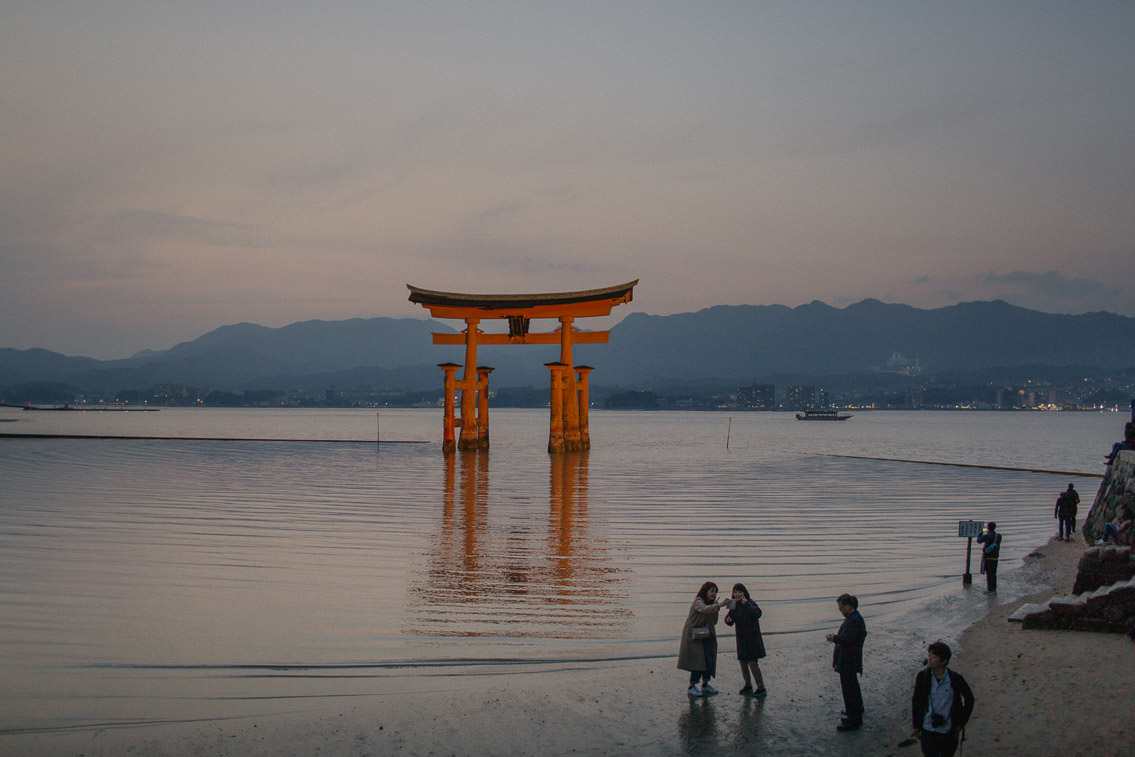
407, 280, 637, 319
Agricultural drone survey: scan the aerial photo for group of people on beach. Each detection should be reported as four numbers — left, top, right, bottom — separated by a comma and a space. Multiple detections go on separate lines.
677, 583, 975, 756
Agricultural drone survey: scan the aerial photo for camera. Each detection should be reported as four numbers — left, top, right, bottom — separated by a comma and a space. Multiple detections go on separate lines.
930, 714, 946, 728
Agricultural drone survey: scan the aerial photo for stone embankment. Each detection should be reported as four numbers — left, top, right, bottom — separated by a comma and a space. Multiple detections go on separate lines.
1008, 546, 1135, 633
1083, 448, 1135, 543
1010, 441, 1135, 638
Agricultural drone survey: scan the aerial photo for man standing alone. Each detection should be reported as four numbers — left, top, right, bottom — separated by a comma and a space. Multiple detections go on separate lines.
826, 593, 866, 731
911, 641, 975, 756
976, 522, 1001, 595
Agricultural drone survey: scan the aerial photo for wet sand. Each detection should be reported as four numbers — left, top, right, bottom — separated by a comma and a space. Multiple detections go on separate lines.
950, 537, 1135, 756
8, 535, 1131, 757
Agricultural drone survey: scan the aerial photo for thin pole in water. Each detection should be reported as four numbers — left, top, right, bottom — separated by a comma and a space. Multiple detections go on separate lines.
376, 412, 380, 445
726, 416, 732, 449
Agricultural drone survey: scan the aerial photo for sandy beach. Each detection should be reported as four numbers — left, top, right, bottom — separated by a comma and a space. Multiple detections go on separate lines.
6, 534, 1131, 757
951, 536, 1134, 757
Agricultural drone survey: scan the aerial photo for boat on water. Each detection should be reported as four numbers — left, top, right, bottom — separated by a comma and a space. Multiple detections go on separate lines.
795, 408, 852, 421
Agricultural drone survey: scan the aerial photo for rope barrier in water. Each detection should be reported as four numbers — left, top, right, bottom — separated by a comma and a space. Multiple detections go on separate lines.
0, 432, 428, 444
824, 453, 1103, 478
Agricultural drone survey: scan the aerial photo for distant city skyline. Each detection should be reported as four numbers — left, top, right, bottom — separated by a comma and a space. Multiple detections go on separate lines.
3, 3, 1133, 359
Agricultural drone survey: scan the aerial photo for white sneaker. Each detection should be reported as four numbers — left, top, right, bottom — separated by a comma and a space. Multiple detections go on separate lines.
701, 684, 718, 696
687, 686, 702, 697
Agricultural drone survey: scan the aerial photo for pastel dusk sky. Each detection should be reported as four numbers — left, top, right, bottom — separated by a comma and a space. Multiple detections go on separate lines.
3, 2, 1134, 359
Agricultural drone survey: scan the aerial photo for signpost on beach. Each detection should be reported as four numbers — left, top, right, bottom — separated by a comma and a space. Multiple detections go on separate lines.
959, 520, 983, 585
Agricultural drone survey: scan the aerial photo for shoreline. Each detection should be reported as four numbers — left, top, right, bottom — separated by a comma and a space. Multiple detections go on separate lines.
8, 536, 1131, 756
949, 536, 1134, 756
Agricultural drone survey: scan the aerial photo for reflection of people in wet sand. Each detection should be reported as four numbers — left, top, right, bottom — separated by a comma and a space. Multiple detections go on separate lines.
677, 697, 719, 753
678, 581, 730, 697
723, 583, 767, 697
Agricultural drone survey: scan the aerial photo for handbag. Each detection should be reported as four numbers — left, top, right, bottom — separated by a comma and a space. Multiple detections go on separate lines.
689, 625, 711, 640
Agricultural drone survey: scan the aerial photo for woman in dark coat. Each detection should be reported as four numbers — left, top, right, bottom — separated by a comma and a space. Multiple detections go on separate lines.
676, 581, 730, 697
724, 582, 767, 696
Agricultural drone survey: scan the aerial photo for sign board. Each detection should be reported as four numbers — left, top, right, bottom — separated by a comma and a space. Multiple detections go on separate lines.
958, 520, 982, 538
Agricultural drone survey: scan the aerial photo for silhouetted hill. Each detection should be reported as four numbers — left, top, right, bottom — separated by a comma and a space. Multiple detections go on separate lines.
2, 301, 1133, 393
0, 348, 101, 386
580, 299, 1135, 385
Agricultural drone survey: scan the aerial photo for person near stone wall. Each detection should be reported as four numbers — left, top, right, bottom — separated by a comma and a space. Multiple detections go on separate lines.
1055, 485, 1077, 541
1105, 400, 1135, 465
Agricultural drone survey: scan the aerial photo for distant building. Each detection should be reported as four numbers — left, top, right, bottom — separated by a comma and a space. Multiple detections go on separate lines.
997, 387, 1024, 410
818, 388, 829, 408
786, 385, 816, 410
737, 383, 775, 410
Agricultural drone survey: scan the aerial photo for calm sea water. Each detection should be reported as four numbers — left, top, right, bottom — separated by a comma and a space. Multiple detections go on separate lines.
0, 407, 1119, 739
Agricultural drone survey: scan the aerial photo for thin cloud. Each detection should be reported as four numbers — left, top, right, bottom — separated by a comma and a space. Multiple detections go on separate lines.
983, 270, 1109, 299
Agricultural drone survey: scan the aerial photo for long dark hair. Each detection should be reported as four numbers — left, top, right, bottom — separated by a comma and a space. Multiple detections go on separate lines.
696, 581, 719, 601
732, 583, 750, 600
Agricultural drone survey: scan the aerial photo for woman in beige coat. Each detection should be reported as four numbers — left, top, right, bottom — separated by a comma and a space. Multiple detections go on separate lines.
677, 581, 730, 696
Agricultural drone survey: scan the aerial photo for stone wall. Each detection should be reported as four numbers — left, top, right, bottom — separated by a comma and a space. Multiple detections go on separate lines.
1009, 546, 1135, 636
1083, 449, 1135, 543
1072, 545, 1135, 595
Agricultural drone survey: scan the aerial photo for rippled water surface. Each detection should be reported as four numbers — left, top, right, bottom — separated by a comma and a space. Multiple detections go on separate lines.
0, 407, 1119, 735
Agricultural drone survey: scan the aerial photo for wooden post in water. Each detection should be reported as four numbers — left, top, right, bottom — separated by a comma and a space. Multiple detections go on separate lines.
376, 412, 380, 445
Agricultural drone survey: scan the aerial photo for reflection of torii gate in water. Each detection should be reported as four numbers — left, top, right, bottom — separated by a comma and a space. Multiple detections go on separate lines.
407, 280, 637, 453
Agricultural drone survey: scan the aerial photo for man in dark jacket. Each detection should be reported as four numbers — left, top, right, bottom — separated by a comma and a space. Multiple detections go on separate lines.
826, 593, 866, 731
976, 522, 1001, 594
1055, 489, 1076, 541
911, 641, 974, 756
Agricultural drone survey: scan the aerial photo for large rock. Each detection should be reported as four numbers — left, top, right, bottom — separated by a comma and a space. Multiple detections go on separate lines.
1083, 450, 1135, 543
1072, 546, 1135, 594
1014, 571, 1135, 633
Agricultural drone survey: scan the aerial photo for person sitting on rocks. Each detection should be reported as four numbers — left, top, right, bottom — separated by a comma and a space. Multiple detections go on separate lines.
1098, 507, 1134, 546
1105, 401, 1135, 465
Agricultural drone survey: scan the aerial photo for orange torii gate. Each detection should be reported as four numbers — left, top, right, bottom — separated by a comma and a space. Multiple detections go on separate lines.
407, 281, 637, 453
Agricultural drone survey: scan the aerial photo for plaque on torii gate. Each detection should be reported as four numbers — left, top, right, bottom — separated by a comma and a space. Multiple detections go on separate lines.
407, 280, 637, 453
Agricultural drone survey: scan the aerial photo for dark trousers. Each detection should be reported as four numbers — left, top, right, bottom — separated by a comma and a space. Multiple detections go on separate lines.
920, 729, 959, 756
838, 670, 863, 724
1058, 518, 1074, 539
985, 559, 998, 591
688, 642, 714, 686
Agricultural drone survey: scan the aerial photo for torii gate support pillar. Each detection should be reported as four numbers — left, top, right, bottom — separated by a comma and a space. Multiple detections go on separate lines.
576, 365, 593, 450
458, 318, 481, 451
547, 362, 566, 453
438, 362, 460, 454
476, 366, 493, 449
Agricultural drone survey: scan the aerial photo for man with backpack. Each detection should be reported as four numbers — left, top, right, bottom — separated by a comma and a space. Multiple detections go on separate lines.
976, 522, 1001, 595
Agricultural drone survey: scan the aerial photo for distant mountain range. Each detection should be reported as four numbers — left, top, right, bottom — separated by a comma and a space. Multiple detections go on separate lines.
2, 300, 1134, 394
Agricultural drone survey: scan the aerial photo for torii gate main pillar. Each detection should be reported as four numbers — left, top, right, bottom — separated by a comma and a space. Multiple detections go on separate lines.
407, 281, 637, 454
